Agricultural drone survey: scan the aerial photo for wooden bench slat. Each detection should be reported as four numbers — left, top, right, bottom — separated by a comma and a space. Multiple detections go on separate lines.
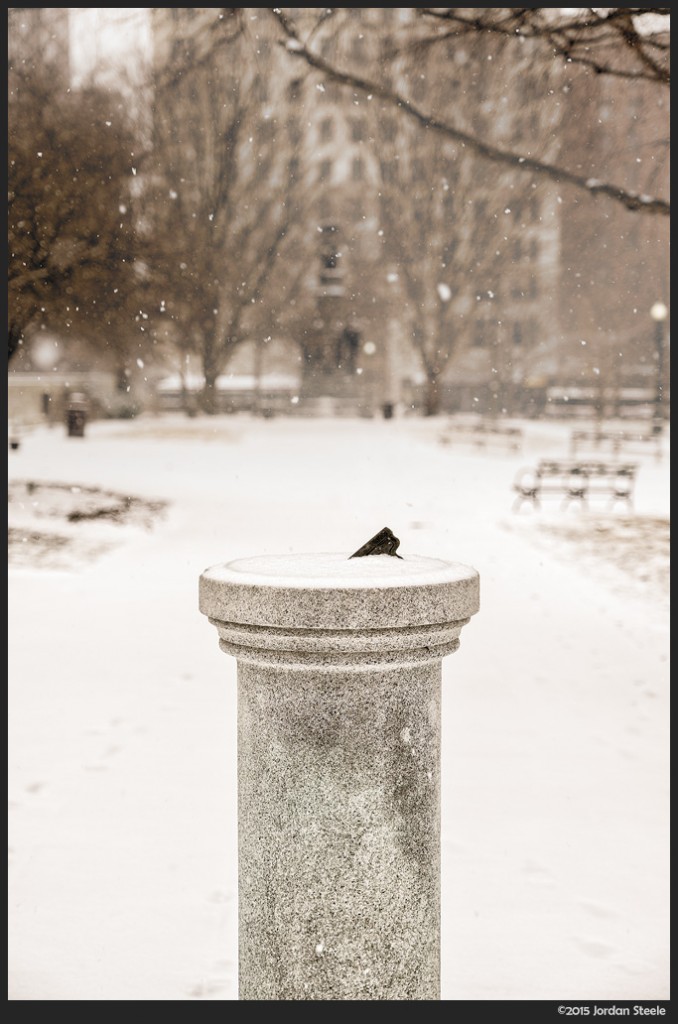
570, 429, 661, 460
512, 459, 638, 510
440, 421, 522, 451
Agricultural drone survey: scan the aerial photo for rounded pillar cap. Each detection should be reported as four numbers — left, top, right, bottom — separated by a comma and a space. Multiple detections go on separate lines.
199, 552, 479, 631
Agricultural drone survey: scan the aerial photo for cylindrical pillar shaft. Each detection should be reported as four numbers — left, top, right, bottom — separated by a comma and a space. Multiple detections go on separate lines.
238, 659, 441, 1000
199, 551, 479, 1001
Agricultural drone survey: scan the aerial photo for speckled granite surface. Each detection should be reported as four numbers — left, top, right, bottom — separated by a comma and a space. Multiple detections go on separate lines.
199, 552, 479, 1000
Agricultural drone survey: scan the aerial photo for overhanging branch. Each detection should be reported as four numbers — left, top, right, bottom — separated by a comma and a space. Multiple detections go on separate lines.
269, 9, 669, 218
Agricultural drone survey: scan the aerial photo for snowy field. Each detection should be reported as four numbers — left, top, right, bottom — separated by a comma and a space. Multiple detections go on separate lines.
7, 412, 670, 1002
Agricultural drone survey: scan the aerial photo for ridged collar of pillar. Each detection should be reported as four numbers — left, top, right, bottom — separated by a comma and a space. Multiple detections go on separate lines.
199, 552, 479, 668
199, 549, 479, 1001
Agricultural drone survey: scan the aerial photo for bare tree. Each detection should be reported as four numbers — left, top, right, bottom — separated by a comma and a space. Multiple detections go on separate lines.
267, 7, 669, 218
414, 8, 670, 85
363, 19, 563, 415
142, 10, 313, 413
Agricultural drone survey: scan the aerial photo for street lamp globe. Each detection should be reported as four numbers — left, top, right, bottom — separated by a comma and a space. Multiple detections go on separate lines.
651, 301, 668, 322
31, 335, 60, 371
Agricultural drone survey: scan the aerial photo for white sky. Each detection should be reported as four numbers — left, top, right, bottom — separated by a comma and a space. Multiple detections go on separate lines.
8, 413, 670, 1001
69, 8, 151, 90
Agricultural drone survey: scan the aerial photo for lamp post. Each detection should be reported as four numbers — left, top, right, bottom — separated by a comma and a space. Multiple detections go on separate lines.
650, 301, 668, 436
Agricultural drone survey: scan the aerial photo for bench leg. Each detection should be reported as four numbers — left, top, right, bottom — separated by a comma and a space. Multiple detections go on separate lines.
561, 494, 587, 511
609, 494, 633, 511
512, 493, 539, 512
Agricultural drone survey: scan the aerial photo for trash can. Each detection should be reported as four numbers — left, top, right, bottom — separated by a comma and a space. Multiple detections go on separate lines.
66, 393, 88, 438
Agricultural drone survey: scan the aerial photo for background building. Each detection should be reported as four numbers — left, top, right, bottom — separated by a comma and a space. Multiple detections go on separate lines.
9, 8, 670, 423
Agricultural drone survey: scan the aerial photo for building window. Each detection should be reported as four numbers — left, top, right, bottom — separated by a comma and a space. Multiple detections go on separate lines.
288, 78, 302, 102
319, 159, 332, 183
442, 238, 458, 266
348, 197, 363, 222
257, 119, 275, 143
412, 75, 427, 101
525, 318, 538, 345
529, 237, 539, 261
513, 322, 523, 345
350, 35, 365, 61
511, 276, 538, 300
351, 118, 366, 143
352, 157, 364, 181
288, 157, 299, 181
381, 160, 397, 184
411, 158, 425, 182
319, 81, 336, 102
381, 117, 397, 142
287, 117, 301, 146
474, 320, 494, 347
252, 75, 268, 103
320, 117, 334, 143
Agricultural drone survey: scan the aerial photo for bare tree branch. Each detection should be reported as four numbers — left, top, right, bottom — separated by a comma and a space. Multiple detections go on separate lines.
416, 8, 670, 85
269, 8, 669, 217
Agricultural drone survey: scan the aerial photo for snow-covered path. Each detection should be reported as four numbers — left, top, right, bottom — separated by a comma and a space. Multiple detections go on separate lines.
7, 414, 670, 1001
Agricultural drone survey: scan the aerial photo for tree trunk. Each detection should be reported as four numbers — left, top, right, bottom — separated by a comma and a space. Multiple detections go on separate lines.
200, 334, 220, 415
201, 369, 219, 415
424, 375, 441, 416
8, 325, 23, 363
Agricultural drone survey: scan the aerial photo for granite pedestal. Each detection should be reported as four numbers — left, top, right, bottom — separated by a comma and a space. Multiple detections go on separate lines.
199, 551, 479, 1000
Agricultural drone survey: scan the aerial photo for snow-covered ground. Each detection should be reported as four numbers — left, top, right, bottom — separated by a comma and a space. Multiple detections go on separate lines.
7, 412, 670, 1001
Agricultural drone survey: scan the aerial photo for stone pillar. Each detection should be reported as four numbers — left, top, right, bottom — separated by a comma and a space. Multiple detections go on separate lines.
199, 551, 479, 1001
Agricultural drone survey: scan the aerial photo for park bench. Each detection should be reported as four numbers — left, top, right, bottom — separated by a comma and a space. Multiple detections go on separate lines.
440, 420, 523, 452
570, 428, 662, 460
512, 459, 638, 511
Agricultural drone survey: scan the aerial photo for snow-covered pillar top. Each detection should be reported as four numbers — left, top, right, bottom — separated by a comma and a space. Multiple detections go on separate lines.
199, 552, 479, 665
199, 549, 479, 1001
